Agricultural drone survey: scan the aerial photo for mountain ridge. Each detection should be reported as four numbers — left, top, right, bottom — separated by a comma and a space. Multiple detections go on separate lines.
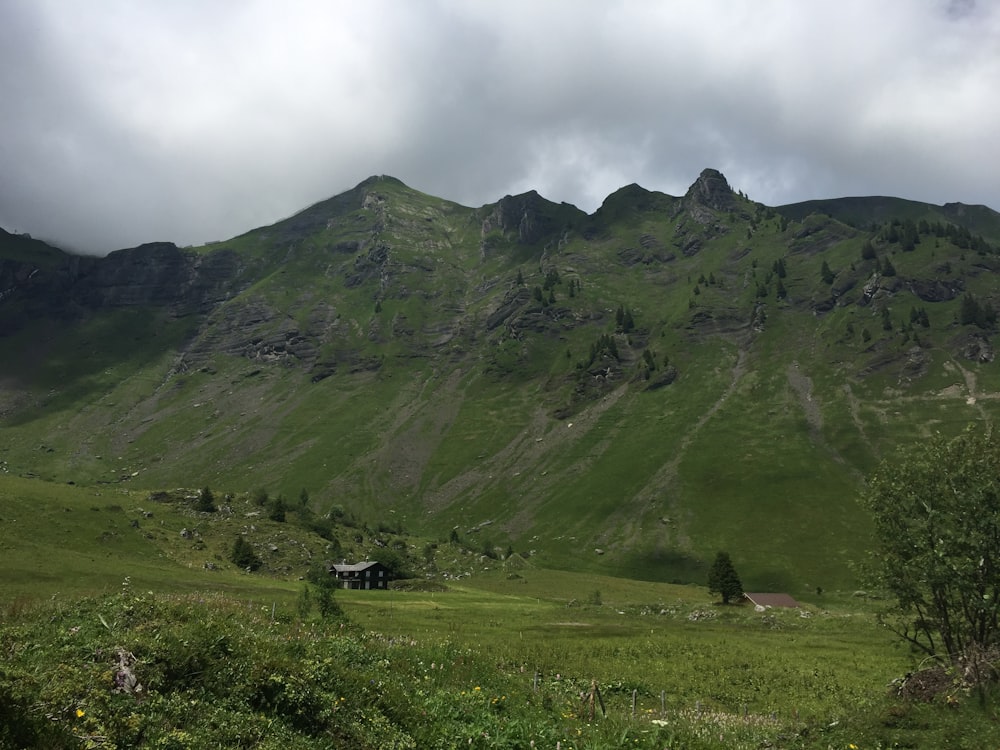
2, 168, 1000, 593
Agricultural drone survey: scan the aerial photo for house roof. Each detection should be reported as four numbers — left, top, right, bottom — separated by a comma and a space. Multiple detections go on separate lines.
331, 561, 382, 573
743, 592, 801, 608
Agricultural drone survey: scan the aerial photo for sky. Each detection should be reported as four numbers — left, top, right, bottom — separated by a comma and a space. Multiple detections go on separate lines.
1, 0, 999, 255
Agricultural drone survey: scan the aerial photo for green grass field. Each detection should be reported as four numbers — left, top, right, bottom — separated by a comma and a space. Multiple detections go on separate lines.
2, 475, 1000, 748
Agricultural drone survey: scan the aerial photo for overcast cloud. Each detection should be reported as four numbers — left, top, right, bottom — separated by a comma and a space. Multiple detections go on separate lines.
1, 0, 998, 254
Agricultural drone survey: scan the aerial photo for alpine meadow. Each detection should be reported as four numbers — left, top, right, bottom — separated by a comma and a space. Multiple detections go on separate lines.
3, 168, 1000, 748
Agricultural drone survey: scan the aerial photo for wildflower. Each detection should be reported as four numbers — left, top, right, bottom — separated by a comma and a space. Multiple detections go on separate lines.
474, 686, 481, 692
75, 708, 85, 718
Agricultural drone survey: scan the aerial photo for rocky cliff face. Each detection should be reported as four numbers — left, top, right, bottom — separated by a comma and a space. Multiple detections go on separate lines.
76, 243, 247, 313
685, 168, 736, 213
0, 241, 251, 328
479, 190, 588, 253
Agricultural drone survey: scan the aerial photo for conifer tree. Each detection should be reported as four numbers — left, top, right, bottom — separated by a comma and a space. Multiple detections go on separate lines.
820, 260, 834, 284
269, 497, 287, 523
707, 551, 743, 604
196, 486, 216, 513
231, 536, 262, 571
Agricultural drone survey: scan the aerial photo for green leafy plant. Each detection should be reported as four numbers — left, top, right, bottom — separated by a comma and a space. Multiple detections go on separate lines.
862, 426, 1000, 696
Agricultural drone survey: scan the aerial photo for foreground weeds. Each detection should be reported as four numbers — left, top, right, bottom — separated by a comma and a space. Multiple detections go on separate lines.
3, 581, 1000, 748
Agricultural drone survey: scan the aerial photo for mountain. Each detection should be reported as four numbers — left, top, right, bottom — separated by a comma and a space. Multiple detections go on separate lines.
776, 196, 1000, 244
2, 169, 1000, 595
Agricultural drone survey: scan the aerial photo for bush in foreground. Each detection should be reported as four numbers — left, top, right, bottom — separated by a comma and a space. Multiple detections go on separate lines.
862, 426, 1000, 698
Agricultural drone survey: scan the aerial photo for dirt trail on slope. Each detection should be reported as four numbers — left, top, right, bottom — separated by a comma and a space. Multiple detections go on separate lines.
618, 347, 750, 549
842, 383, 873, 452
786, 362, 866, 472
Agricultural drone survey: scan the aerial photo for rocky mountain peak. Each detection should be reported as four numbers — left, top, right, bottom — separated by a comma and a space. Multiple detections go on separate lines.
480, 190, 586, 250
685, 168, 735, 212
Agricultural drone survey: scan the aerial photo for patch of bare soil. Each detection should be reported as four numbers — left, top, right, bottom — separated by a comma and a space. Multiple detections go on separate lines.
786, 362, 823, 435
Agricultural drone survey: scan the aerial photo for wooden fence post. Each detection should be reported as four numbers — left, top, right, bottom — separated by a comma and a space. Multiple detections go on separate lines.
586, 679, 607, 720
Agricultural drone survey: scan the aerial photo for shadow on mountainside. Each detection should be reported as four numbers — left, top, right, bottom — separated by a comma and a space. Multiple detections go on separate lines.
0, 308, 196, 427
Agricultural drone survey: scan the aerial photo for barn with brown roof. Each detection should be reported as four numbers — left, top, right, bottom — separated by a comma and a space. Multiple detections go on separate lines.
743, 592, 801, 609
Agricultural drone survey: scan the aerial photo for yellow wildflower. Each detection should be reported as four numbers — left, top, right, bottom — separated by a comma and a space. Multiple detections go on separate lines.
75, 708, 85, 718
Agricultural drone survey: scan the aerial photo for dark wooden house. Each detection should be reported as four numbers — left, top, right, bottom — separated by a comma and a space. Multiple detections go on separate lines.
330, 560, 390, 590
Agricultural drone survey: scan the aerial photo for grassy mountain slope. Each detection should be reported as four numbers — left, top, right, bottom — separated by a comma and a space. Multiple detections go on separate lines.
2, 170, 1000, 597
777, 195, 1000, 244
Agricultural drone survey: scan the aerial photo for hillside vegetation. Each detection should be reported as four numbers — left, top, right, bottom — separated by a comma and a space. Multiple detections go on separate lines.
3, 475, 999, 749
2, 169, 1000, 595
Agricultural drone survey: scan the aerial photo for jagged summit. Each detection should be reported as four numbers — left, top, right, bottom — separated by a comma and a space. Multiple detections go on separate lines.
480, 189, 587, 248
684, 168, 735, 212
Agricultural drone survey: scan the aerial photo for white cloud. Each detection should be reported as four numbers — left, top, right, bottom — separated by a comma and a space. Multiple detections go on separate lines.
1, 0, 998, 253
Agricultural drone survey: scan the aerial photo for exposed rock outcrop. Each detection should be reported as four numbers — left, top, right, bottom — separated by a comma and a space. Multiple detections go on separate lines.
479, 191, 586, 253
907, 277, 964, 303
78, 243, 244, 314
684, 168, 736, 215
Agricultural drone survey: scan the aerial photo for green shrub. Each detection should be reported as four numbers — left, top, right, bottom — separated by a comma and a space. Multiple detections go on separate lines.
231, 535, 262, 571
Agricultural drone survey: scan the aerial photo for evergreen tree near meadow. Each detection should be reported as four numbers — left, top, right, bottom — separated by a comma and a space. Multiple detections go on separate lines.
230, 535, 262, 571
708, 551, 743, 604
268, 497, 287, 522
196, 486, 216, 513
